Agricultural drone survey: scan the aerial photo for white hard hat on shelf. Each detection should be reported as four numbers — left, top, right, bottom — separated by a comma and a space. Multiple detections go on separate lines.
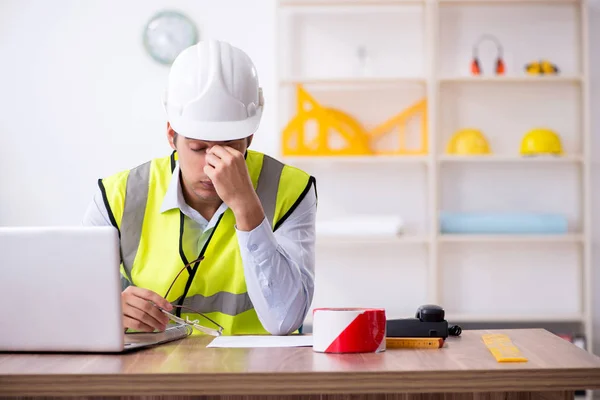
163, 39, 264, 141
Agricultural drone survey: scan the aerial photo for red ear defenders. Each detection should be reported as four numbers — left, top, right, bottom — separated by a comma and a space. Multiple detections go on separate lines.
471, 34, 505, 76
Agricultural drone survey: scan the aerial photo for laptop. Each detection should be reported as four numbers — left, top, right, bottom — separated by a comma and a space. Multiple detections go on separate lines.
0, 226, 191, 353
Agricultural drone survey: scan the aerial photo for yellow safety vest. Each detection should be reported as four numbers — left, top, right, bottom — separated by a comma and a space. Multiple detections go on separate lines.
98, 150, 315, 335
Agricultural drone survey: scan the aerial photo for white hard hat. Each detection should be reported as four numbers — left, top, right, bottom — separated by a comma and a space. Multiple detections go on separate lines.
163, 39, 264, 141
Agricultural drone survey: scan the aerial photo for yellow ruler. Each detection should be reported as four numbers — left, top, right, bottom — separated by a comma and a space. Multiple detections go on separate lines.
482, 334, 528, 362
386, 337, 444, 349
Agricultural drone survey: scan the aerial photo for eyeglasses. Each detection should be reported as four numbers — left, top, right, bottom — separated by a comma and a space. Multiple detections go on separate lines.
159, 256, 224, 337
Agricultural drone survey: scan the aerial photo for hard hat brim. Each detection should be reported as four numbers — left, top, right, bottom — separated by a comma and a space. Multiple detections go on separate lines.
168, 108, 262, 142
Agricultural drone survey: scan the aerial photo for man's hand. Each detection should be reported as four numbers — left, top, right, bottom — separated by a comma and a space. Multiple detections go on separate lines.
121, 286, 173, 332
204, 145, 265, 231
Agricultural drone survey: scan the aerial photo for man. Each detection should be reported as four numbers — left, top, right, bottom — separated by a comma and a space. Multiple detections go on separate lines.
83, 40, 317, 336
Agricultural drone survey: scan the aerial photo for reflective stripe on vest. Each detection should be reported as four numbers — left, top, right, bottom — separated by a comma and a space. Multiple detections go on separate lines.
120, 160, 151, 283
171, 291, 255, 316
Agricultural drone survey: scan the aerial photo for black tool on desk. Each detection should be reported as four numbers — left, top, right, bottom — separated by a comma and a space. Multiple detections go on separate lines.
386, 304, 462, 339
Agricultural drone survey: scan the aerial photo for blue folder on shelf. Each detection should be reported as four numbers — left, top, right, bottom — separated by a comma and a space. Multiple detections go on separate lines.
439, 212, 568, 234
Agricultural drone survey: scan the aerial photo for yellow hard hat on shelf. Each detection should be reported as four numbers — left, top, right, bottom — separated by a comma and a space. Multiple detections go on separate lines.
446, 128, 491, 155
520, 128, 563, 156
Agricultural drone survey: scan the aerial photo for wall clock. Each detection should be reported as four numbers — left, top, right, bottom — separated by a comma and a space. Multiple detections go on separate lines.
143, 10, 198, 65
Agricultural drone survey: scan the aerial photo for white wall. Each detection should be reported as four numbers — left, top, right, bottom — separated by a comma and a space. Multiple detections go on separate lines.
0, 0, 277, 226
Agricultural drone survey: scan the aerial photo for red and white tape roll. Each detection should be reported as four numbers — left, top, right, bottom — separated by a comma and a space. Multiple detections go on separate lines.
312, 308, 386, 353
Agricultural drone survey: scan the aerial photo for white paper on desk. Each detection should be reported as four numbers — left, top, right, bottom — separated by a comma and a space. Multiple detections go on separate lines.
207, 335, 314, 348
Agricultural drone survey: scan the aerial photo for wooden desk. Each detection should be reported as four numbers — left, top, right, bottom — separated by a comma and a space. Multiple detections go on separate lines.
1, 329, 600, 400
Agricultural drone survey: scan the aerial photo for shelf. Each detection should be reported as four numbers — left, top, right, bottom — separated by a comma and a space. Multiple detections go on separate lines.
316, 234, 429, 245
280, 0, 578, 5
279, 0, 424, 7
281, 76, 582, 86
283, 155, 429, 164
278, 2, 423, 14
315, 234, 584, 244
280, 77, 425, 87
438, 155, 584, 163
439, 0, 580, 4
440, 76, 583, 84
446, 313, 585, 323
439, 234, 584, 243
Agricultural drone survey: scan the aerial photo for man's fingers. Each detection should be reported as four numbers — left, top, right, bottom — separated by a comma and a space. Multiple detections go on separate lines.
123, 315, 154, 332
205, 153, 223, 169
126, 296, 170, 329
129, 295, 170, 325
204, 165, 216, 180
126, 286, 172, 311
123, 304, 162, 331
221, 145, 242, 157
208, 145, 236, 162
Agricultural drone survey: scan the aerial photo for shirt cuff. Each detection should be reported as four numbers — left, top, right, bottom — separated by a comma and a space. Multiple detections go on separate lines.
235, 217, 279, 262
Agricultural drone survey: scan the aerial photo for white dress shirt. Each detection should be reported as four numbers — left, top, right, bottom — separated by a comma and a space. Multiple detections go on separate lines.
82, 163, 317, 335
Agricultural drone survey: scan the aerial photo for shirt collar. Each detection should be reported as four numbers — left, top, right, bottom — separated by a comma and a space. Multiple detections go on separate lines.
159, 164, 182, 214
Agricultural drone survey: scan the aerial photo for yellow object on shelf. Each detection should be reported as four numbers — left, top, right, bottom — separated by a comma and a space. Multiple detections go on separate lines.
281, 85, 372, 156
525, 59, 560, 75
446, 128, 491, 155
369, 99, 428, 156
482, 334, 528, 363
280, 84, 428, 157
520, 128, 563, 156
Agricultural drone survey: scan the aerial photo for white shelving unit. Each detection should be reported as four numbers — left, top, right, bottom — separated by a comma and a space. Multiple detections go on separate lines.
276, 0, 592, 366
